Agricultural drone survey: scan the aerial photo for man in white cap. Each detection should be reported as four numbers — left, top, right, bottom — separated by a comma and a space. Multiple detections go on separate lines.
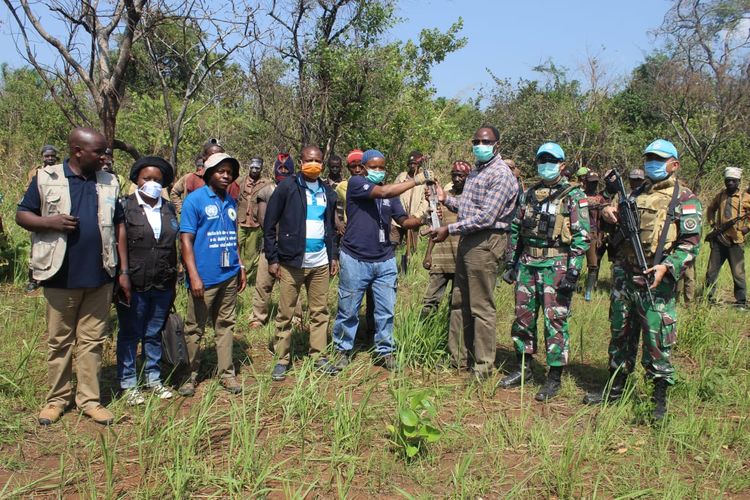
704, 166, 750, 307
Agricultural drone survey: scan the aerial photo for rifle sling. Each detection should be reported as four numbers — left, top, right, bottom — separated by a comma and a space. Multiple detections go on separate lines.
653, 180, 680, 265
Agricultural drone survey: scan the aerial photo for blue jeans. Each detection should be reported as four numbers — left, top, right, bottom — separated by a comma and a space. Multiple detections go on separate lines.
333, 251, 397, 354
116, 288, 173, 389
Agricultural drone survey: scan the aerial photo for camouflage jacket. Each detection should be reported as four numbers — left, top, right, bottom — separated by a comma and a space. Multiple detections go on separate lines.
509, 178, 591, 270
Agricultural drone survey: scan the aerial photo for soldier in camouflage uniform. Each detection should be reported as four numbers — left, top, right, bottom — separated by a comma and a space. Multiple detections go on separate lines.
584, 139, 702, 421
501, 142, 591, 401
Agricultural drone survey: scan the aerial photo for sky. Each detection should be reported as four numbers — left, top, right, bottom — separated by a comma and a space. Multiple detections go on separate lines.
389, 0, 672, 99
0, 0, 672, 100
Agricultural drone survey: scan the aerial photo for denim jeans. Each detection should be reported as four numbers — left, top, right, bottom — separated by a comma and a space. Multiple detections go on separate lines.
116, 288, 174, 389
333, 251, 397, 354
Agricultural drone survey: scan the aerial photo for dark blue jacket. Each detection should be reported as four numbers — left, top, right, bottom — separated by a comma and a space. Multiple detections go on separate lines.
263, 173, 338, 267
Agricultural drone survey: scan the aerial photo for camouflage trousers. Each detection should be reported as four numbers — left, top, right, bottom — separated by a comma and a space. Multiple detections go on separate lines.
609, 264, 677, 384
511, 260, 572, 367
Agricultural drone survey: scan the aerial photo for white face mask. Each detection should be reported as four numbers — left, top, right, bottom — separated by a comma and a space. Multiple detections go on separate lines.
139, 180, 163, 199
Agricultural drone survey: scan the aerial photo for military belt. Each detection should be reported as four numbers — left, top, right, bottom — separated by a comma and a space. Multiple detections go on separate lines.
523, 246, 568, 258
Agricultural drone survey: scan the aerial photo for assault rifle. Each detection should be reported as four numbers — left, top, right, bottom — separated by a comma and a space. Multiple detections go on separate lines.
705, 212, 750, 247
604, 169, 654, 305
423, 165, 441, 231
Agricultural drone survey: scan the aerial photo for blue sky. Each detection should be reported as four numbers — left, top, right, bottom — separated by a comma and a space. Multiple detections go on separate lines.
390, 0, 671, 99
1, 0, 671, 100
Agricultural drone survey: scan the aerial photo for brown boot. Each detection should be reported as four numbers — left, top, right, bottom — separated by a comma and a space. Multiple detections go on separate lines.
38, 403, 65, 426
220, 376, 242, 394
83, 405, 115, 426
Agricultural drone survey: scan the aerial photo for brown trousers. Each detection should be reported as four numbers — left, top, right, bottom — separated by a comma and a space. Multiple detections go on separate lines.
250, 253, 303, 324
421, 272, 455, 314
185, 275, 238, 381
274, 264, 330, 365
705, 241, 746, 303
449, 230, 507, 374
44, 282, 113, 410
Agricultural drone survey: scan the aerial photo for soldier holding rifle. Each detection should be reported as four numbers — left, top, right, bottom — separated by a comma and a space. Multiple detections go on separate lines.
704, 167, 750, 307
584, 140, 702, 421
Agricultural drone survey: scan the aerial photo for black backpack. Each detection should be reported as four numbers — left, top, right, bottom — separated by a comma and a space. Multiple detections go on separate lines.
161, 310, 188, 367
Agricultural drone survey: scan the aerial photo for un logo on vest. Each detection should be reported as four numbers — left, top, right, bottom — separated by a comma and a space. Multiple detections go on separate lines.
227, 208, 237, 221
205, 204, 219, 218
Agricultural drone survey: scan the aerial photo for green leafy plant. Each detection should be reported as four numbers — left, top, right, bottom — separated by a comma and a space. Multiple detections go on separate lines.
387, 389, 442, 459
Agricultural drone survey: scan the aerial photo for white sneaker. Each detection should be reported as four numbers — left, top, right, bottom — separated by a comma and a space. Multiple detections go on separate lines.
124, 387, 145, 406
150, 383, 173, 400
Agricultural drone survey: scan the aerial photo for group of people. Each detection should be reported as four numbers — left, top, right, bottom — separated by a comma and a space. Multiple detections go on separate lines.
18, 124, 748, 426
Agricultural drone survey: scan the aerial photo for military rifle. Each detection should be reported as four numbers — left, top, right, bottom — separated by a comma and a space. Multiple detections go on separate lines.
604, 169, 654, 305
705, 212, 750, 247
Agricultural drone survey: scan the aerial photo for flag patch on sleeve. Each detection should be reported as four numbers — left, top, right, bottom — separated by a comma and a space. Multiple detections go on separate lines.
579, 199, 589, 208
682, 204, 697, 214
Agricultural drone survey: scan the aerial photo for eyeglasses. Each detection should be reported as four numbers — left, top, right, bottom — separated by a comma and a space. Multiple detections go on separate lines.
471, 139, 495, 146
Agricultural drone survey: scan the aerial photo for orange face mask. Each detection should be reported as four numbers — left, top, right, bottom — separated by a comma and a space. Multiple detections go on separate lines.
301, 161, 323, 179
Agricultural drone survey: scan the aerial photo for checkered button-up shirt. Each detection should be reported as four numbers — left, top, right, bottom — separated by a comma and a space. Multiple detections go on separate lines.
444, 155, 518, 235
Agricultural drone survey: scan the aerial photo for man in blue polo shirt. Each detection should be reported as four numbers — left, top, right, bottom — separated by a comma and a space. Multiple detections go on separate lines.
17, 127, 127, 426
332, 149, 430, 371
179, 152, 247, 396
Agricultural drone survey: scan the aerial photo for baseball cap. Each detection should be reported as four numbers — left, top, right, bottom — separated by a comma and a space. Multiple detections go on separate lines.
536, 142, 565, 161
644, 139, 678, 159
629, 169, 645, 180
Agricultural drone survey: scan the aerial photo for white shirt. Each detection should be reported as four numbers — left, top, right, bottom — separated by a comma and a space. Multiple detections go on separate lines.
135, 190, 163, 240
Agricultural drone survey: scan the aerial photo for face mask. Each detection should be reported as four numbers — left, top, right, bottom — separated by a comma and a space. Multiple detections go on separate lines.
139, 180, 163, 199
472, 144, 495, 162
301, 161, 323, 179
366, 169, 386, 184
644, 159, 668, 181
537, 162, 561, 181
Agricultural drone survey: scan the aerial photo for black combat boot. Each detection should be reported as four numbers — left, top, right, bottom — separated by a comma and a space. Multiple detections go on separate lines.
499, 355, 533, 389
535, 366, 563, 401
583, 369, 627, 405
652, 378, 669, 421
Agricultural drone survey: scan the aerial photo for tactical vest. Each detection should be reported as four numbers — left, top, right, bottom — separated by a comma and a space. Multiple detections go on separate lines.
520, 183, 576, 248
634, 178, 679, 258
122, 195, 179, 291
31, 163, 119, 281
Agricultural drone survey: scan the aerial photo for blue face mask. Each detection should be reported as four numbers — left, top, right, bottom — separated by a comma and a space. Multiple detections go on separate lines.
537, 162, 561, 181
366, 169, 386, 184
644, 159, 668, 181
472, 144, 495, 163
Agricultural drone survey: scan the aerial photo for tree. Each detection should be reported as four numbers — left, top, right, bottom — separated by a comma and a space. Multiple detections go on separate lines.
651, 0, 750, 191
3, 0, 148, 158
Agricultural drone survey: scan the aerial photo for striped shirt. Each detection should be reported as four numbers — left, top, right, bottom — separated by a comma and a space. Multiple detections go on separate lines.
303, 180, 328, 268
444, 155, 518, 235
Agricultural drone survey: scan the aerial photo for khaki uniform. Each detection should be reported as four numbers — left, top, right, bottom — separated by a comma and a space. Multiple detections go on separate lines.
704, 189, 750, 303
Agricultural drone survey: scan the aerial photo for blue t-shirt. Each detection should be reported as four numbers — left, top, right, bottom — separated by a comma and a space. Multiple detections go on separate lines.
18, 160, 124, 289
341, 175, 407, 262
180, 185, 240, 288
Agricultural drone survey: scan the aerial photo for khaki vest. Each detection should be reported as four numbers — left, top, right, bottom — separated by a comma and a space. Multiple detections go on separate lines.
31, 163, 120, 281
520, 184, 575, 247
636, 179, 679, 257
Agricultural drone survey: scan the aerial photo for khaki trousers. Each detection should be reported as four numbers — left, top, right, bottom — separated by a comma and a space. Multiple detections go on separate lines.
44, 282, 114, 410
275, 264, 330, 365
449, 230, 507, 374
238, 227, 263, 284
250, 253, 302, 324
185, 275, 238, 380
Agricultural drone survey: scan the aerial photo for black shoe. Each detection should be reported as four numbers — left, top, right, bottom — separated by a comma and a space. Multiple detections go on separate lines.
333, 351, 351, 372
25, 281, 40, 294
373, 354, 400, 372
314, 357, 339, 375
583, 370, 627, 405
271, 363, 289, 381
535, 366, 563, 401
652, 378, 669, 421
500, 360, 533, 389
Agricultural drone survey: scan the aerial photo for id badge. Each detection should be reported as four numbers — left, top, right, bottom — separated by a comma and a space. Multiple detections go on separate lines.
379, 228, 386, 243
220, 248, 230, 268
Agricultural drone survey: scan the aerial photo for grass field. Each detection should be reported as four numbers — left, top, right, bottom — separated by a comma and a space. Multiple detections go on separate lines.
0, 233, 748, 498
